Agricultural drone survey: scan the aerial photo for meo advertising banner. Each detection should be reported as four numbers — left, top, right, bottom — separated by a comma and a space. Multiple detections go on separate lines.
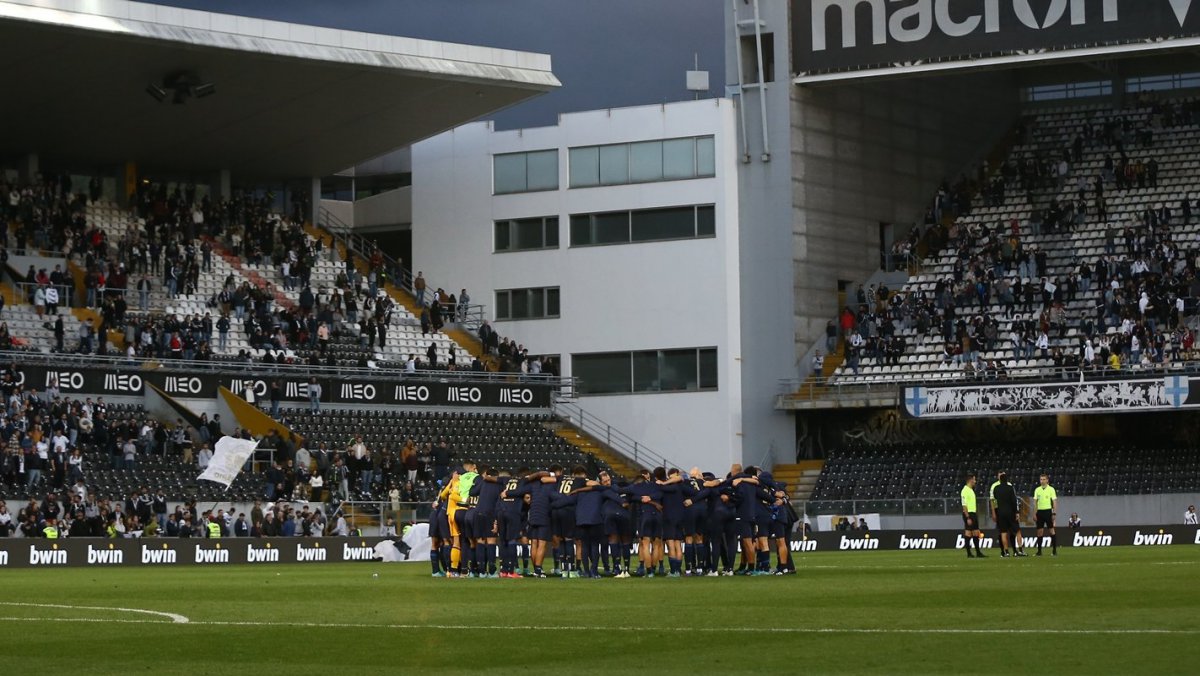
11, 363, 553, 408
793, 0, 1200, 79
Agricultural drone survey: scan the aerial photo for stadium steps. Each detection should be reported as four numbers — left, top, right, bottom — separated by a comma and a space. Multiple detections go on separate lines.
771, 460, 824, 500
205, 238, 298, 312
545, 421, 642, 480
64, 259, 123, 349
303, 221, 494, 368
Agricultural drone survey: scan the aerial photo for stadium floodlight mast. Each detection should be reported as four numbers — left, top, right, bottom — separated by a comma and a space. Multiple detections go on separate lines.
144, 71, 216, 105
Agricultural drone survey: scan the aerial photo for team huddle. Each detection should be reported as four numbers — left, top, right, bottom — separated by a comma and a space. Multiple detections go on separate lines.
961, 472, 1060, 558
427, 462, 798, 578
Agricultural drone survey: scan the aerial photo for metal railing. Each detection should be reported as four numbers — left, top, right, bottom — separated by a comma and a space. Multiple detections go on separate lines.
781, 359, 1200, 402
317, 207, 486, 333
6, 281, 77, 308
793, 497, 965, 517
550, 398, 676, 471
0, 349, 572, 388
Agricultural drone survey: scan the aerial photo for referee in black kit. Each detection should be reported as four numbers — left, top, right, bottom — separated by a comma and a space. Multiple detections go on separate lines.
992, 472, 1024, 558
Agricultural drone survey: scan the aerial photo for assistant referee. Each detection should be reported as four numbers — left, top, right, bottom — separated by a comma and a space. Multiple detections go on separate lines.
961, 474, 985, 558
1034, 474, 1058, 556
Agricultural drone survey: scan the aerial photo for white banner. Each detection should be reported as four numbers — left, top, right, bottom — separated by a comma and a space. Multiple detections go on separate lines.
198, 437, 259, 487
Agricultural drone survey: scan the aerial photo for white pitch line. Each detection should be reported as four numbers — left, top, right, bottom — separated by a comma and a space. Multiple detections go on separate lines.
0, 602, 189, 624
0, 614, 1193, 635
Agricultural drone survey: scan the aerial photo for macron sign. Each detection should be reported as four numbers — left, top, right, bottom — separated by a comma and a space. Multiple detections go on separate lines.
793, 0, 1200, 79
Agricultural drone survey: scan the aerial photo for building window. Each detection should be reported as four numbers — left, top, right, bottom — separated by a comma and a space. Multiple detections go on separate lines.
570, 205, 715, 247
573, 347, 718, 395
494, 216, 559, 252
1024, 81, 1112, 102
1125, 72, 1200, 93
495, 287, 560, 321
568, 136, 716, 188
493, 149, 559, 194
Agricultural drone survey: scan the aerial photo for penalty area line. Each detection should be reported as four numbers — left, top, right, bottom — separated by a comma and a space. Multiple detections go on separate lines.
0, 614, 1194, 635
0, 602, 189, 624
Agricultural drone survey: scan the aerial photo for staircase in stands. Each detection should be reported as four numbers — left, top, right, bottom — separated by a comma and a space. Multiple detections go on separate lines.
770, 460, 825, 500
544, 420, 643, 480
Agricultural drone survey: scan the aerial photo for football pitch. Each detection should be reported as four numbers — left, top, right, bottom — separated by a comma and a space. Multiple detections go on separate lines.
2, 547, 1198, 675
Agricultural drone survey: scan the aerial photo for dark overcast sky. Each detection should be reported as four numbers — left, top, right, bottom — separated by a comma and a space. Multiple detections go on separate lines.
150, 0, 726, 130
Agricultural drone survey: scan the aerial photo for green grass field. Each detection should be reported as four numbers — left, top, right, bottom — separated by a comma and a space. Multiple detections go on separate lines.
2, 547, 1199, 675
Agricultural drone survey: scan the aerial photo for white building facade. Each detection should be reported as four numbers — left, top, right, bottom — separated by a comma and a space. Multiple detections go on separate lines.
411, 99, 763, 472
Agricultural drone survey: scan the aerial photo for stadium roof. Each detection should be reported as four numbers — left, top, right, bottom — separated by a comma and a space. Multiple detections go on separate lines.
0, 0, 560, 178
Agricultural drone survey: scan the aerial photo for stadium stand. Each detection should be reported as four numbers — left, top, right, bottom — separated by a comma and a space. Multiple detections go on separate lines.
1, 173, 547, 374
809, 443, 1200, 510
823, 95, 1200, 386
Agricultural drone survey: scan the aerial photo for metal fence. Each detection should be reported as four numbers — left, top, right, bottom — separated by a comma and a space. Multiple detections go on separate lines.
550, 398, 676, 470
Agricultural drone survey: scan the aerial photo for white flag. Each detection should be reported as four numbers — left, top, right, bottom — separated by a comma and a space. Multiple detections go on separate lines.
198, 437, 259, 487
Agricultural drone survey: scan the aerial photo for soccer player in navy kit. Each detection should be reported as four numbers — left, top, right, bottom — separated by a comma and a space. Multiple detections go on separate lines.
550, 475, 624, 578
769, 481, 797, 575
552, 466, 587, 577
618, 470, 664, 577
428, 491, 449, 577
599, 471, 633, 577
470, 467, 503, 577
495, 469, 525, 578
681, 468, 711, 576
731, 467, 774, 575
657, 468, 688, 577
502, 468, 558, 577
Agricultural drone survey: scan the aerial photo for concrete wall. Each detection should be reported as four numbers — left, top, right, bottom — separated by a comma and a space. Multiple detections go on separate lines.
411, 99, 746, 472
789, 72, 1021, 362
353, 185, 411, 228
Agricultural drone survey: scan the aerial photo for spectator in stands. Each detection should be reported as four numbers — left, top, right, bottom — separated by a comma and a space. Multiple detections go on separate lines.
1068, 513, 1081, 529
1185, 505, 1198, 525
812, 351, 824, 377
414, 271, 426, 305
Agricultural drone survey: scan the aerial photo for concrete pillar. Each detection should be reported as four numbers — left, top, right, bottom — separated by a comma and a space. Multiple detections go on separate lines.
20, 153, 38, 182
310, 176, 322, 226
216, 169, 232, 201
120, 161, 137, 207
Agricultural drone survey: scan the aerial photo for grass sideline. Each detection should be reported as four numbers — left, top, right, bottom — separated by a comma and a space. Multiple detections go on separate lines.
0, 547, 1198, 674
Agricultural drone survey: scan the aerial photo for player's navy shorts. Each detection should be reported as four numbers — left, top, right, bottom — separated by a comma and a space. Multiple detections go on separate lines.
455, 509, 473, 539
754, 514, 771, 537
683, 510, 706, 537
996, 512, 1018, 532
662, 519, 683, 540
497, 512, 523, 542
552, 510, 576, 539
769, 520, 790, 539
604, 512, 631, 538
431, 510, 450, 539
962, 512, 979, 530
735, 518, 755, 539
576, 523, 602, 541
639, 513, 662, 539
1035, 509, 1054, 529
472, 511, 496, 538
528, 522, 552, 541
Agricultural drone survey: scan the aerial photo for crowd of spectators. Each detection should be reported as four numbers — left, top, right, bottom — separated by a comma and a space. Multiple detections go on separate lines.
834, 95, 1200, 380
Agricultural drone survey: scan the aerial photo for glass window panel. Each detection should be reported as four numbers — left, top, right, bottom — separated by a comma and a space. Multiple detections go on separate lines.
493, 153, 527, 194
599, 144, 629, 185
629, 141, 663, 182
510, 289, 530, 319
516, 218, 545, 249
494, 220, 511, 251
545, 217, 560, 247
662, 138, 696, 180
570, 214, 593, 246
696, 136, 716, 177
699, 348, 718, 389
632, 351, 660, 392
526, 150, 559, 191
631, 206, 695, 242
593, 211, 630, 244
659, 349, 698, 391
547, 288, 560, 317
495, 291, 510, 320
530, 288, 545, 318
569, 147, 599, 188
574, 353, 632, 395
696, 205, 716, 237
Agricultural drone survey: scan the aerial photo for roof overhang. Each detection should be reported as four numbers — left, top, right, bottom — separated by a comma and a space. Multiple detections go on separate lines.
0, 0, 559, 178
